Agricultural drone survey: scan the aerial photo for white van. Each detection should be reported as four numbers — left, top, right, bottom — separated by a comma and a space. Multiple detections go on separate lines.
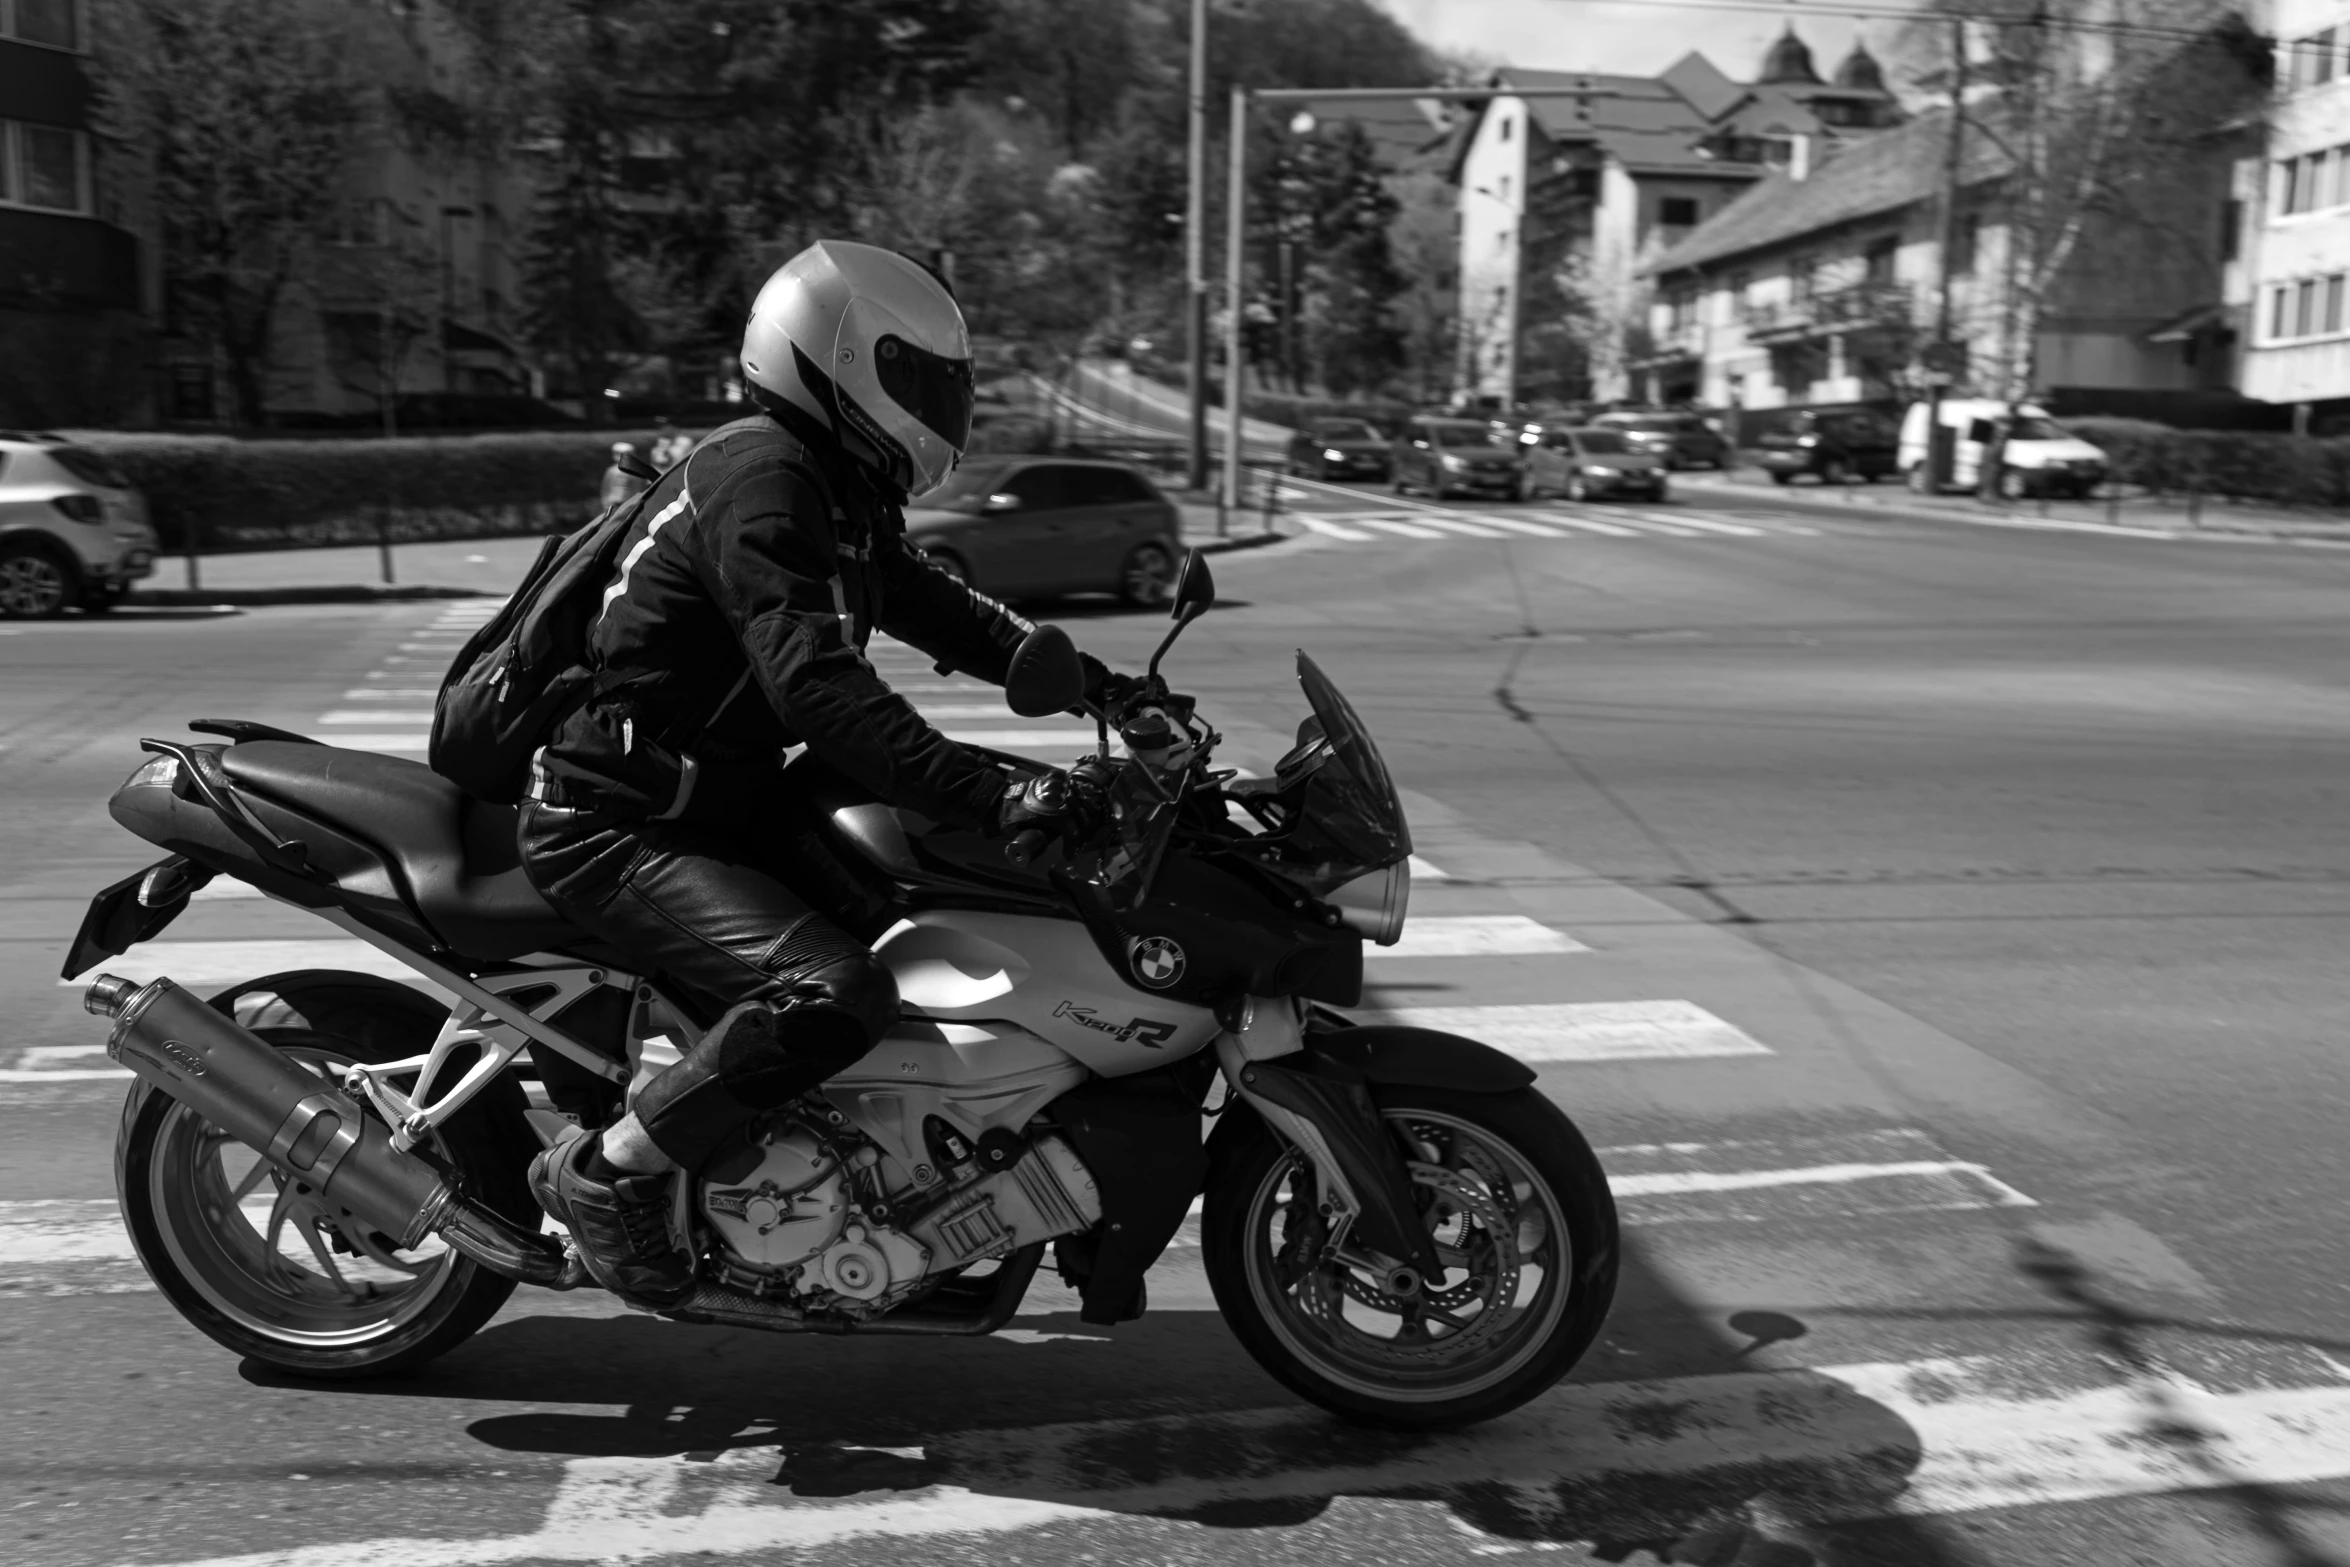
1897, 399, 2109, 499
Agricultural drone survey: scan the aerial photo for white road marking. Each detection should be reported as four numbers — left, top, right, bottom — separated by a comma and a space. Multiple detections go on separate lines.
53, 938, 431, 990
1607, 515, 1707, 537
1468, 514, 1570, 538
1359, 518, 1448, 540
121, 1354, 2350, 1565
396, 642, 468, 652
0, 1200, 134, 1262
1297, 515, 1375, 542
1633, 512, 1765, 537
1385, 1000, 1772, 1062
191, 879, 265, 900
1600, 1128, 2039, 1221
1531, 511, 1641, 537
1377, 915, 1585, 958
317, 711, 432, 725
1409, 516, 1510, 539
1614, 1160, 2037, 1206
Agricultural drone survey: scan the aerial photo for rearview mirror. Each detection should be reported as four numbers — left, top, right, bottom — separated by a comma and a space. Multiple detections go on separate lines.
1004, 624, 1087, 718
1169, 549, 1215, 623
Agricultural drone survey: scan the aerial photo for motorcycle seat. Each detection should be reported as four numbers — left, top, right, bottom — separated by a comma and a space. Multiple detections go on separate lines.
220, 742, 578, 961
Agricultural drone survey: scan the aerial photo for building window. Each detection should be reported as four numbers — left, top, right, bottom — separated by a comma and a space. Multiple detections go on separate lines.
2271, 285, 2291, 339
168, 364, 215, 423
2221, 198, 2241, 261
2297, 278, 2317, 336
1660, 196, 1700, 228
2329, 274, 2347, 335
2, 0, 82, 50
1790, 255, 1816, 300
0, 121, 90, 213
1730, 270, 1753, 320
1864, 236, 1898, 284
1499, 116, 1513, 143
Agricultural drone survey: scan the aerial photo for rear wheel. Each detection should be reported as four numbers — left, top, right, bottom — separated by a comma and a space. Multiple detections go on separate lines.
116, 987, 536, 1379
1204, 1084, 1618, 1430
1118, 541, 1176, 608
0, 540, 76, 618
1820, 457, 1849, 486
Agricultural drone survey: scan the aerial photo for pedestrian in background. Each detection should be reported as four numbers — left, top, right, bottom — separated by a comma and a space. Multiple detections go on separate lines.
600, 441, 648, 510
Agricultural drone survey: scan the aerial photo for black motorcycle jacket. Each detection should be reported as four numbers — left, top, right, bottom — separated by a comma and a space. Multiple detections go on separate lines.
532, 411, 1038, 829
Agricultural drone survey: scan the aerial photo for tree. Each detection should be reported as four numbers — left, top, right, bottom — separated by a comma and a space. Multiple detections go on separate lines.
1386, 172, 1458, 401
1265, 121, 1405, 395
96, 0, 367, 425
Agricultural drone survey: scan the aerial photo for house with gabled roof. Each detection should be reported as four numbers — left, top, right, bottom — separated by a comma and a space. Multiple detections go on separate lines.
1451, 30, 1900, 405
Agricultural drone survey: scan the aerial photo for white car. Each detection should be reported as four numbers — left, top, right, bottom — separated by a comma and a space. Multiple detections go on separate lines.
0, 433, 159, 616
1897, 399, 2109, 499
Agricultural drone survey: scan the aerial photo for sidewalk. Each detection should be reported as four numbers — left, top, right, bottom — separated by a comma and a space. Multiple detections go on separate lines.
130, 516, 1286, 607
1681, 465, 2350, 542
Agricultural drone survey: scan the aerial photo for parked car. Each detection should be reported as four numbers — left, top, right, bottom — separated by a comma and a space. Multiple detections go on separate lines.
0, 433, 159, 618
903, 457, 1182, 606
1284, 418, 1392, 482
1756, 408, 1902, 485
1896, 399, 2109, 498
1523, 427, 1669, 502
1590, 411, 1733, 471
1391, 417, 1524, 500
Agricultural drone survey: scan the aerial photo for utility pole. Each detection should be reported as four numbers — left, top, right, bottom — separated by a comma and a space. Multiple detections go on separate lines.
1926, 15, 1968, 490
1183, 0, 1209, 490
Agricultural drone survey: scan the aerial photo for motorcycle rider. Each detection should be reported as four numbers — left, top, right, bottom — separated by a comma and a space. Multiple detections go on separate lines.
519, 240, 1137, 1305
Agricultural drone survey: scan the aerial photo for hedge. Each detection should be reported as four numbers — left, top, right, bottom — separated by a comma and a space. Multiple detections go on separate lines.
2063, 417, 2350, 510
72, 428, 672, 554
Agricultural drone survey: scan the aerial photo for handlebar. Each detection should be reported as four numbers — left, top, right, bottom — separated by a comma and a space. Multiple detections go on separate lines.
1004, 827, 1052, 867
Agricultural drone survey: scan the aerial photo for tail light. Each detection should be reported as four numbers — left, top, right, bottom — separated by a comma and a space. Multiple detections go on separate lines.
52, 495, 102, 523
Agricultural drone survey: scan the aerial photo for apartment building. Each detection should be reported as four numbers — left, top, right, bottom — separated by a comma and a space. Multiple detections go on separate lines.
0, 0, 159, 425
1453, 30, 1901, 404
2240, 0, 2350, 413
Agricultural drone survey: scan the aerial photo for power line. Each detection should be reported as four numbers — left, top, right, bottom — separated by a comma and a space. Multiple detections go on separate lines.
1528, 0, 2266, 48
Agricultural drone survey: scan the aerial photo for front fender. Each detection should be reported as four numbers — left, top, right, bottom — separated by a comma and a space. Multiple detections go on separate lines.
1305, 1024, 1535, 1094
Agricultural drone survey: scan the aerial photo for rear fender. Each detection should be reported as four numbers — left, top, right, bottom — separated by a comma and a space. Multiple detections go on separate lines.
1304, 1022, 1536, 1094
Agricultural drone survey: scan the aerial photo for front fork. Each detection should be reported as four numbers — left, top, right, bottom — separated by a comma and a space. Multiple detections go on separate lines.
1213, 999, 1443, 1286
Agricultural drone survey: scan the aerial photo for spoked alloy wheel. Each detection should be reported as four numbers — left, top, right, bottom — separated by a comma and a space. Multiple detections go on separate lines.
1119, 541, 1175, 607
0, 544, 73, 617
1206, 1085, 1618, 1429
117, 1022, 535, 1378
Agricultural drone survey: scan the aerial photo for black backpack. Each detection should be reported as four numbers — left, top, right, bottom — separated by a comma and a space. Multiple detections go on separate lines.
428, 471, 673, 804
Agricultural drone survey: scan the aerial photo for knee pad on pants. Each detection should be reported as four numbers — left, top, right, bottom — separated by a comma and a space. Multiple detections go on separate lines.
721, 950, 899, 1108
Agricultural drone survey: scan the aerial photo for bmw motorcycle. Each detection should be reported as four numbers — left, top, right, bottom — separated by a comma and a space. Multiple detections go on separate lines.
64, 553, 1618, 1430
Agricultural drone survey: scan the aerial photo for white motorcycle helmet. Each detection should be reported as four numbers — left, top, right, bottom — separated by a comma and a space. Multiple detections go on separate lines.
740, 240, 974, 499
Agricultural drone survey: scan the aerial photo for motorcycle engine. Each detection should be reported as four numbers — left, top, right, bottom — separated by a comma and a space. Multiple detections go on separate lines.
699, 1125, 848, 1274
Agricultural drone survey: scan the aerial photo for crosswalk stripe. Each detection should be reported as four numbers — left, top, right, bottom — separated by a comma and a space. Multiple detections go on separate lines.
1384, 1000, 1771, 1062
1532, 511, 1642, 537
1633, 512, 1765, 537
1378, 915, 1585, 958
1607, 515, 1707, 537
1467, 514, 1570, 539
1409, 516, 1510, 539
1407, 855, 1449, 880
1359, 518, 1448, 540
1297, 515, 1376, 542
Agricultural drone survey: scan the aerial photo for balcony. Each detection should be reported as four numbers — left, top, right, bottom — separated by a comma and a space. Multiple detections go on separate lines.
1743, 280, 1914, 344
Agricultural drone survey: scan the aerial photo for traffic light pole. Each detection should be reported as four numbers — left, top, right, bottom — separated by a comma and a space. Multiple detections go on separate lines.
1183, 0, 1209, 492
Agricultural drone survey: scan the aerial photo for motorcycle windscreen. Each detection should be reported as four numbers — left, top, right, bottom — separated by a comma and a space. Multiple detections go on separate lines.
1291, 651, 1412, 869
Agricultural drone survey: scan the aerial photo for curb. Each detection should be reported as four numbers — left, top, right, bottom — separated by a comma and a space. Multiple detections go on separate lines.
127, 584, 503, 607
1191, 530, 1289, 555
1676, 473, 2350, 542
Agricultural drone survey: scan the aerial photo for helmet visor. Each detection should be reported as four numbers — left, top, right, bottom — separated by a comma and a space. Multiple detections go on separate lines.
875, 334, 974, 450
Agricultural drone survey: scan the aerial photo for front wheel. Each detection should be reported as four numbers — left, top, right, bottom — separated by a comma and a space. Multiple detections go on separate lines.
1204, 1084, 1618, 1430
1118, 541, 1175, 608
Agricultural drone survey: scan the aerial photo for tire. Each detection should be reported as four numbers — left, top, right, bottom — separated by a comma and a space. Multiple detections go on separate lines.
1820, 457, 1848, 486
1118, 540, 1176, 608
1565, 475, 1590, 503
115, 990, 537, 1380
1906, 463, 1931, 494
1769, 471, 1793, 487
1999, 469, 2029, 502
0, 539, 77, 618
923, 549, 973, 588
1204, 1083, 1618, 1430
82, 583, 127, 613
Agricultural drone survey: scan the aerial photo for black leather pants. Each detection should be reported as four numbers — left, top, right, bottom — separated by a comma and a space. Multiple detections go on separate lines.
516, 801, 898, 1172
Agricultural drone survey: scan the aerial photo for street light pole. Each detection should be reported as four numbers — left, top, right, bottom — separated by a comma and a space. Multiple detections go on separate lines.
1222, 84, 1248, 516
1927, 15, 1969, 489
1183, 0, 1209, 491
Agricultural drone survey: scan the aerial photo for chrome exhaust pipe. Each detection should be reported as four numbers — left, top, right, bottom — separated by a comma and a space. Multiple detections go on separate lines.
88, 974, 586, 1289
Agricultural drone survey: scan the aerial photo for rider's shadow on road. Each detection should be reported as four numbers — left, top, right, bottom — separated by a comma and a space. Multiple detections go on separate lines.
249, 1241, 1962, 1565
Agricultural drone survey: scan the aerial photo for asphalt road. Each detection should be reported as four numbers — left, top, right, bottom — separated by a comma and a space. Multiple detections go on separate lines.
4, 475, 2350, 1566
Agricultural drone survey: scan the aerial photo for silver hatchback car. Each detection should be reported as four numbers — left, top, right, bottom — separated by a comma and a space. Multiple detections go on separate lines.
0, 434, 159, 616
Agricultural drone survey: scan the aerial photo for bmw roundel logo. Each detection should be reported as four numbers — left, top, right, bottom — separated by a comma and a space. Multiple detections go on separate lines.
1130, 936, 1187, 990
